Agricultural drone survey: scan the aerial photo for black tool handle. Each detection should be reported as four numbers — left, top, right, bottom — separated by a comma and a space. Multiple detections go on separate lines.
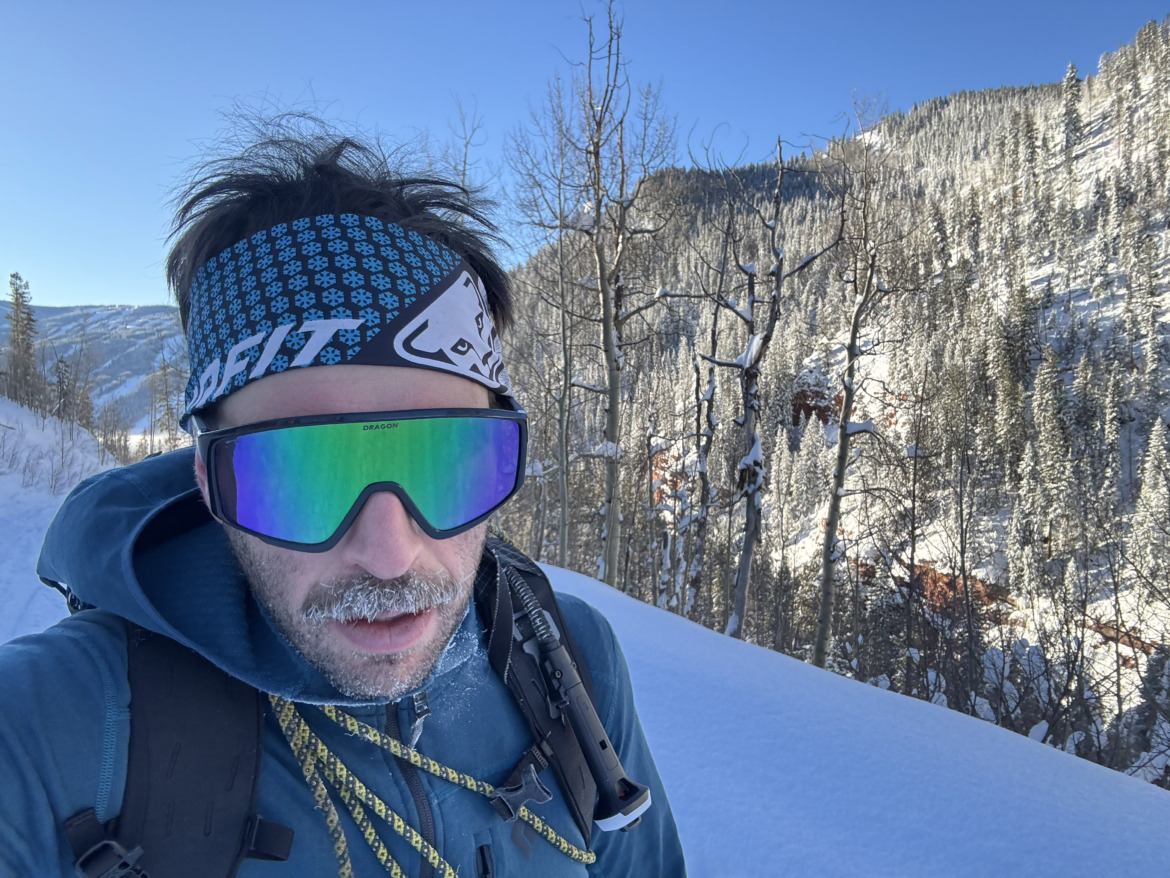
540, 640, 652, 831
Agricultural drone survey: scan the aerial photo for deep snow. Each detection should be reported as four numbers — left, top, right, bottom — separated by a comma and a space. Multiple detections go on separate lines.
548, 565, 1170, 876
0, 398, 109, 641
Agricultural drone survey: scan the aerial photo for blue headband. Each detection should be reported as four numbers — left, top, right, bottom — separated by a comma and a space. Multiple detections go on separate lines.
182, 213, 511, 428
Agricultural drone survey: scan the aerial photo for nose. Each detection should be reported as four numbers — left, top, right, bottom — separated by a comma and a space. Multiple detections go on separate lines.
338, 489, 428, 580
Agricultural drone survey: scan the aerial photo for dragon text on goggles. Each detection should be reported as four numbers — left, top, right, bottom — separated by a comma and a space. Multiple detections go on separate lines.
196, 408, 527, 551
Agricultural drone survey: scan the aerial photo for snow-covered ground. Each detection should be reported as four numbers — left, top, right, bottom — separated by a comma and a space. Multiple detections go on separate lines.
551, 565, 1170, 876
0, 398, 109, 641
1, 401, 1167, 876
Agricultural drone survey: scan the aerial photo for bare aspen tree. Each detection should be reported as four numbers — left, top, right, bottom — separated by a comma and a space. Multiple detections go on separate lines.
701, 143, 844, 639
575, 6, 674, 586
509, 2, 674, 586
647, 180, 739, 621
684, 244, 727, 621
139, 335, 188, 457
509, 75, 584, 568
441, 96, 489, 192
813, 126, 912, 668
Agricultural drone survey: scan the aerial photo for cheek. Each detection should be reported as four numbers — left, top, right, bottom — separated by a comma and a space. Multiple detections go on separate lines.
229, 528, 316, 606
436, 524, 488, 579
276, 553, 328, 607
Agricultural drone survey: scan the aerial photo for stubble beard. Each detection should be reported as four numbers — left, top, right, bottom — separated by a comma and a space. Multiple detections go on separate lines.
227, 528, 482, 700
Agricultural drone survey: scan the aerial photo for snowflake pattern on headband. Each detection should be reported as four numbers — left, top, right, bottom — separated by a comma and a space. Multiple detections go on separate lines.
182, 214, 508, 426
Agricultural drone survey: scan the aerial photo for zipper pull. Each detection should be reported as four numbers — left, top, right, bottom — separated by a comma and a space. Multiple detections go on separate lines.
408, 690, 430, 749
476, 843, 494, 878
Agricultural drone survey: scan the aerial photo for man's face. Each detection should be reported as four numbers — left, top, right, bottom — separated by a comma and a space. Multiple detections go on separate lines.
195, 365, 491, 700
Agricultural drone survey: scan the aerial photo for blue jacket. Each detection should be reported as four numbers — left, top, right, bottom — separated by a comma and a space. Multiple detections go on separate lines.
0, 448, 685, 876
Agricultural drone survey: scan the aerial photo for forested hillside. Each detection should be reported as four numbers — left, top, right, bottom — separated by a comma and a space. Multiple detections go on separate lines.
497, 17, 1170, 787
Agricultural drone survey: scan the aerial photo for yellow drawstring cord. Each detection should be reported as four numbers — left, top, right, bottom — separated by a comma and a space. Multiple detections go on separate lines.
270, 695, 597, 877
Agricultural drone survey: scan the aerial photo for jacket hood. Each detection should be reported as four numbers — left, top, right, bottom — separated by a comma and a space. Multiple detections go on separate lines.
36, 447, 479, 706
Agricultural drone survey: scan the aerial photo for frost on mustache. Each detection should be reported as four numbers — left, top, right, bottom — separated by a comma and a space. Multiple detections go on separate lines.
301, 570, 470, 624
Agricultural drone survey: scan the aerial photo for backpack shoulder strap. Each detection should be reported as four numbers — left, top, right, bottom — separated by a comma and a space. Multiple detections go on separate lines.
67, 623, 293, 878
474, 538, 598, 845
491, 540, 599, 704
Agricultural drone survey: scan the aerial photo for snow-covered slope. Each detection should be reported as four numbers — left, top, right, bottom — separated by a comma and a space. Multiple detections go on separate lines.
0, 399, 110, 641
548, 565, 1170, 877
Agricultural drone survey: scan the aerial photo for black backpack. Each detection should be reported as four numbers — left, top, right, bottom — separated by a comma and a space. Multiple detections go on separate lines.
63, 539, 604, 878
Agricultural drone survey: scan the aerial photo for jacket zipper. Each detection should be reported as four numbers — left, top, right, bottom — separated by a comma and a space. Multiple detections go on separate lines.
476, 843, 494, 878
386, 702, 436, 878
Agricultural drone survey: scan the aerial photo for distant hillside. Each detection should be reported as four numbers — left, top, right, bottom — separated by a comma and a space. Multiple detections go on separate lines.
0, 302, 185, 431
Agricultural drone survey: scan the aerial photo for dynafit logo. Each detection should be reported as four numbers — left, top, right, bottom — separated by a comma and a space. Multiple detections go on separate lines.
392, 270, 508, 391
189, 317, 365, 411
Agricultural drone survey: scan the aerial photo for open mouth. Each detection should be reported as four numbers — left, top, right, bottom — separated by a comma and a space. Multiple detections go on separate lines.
329, 606, 439, 654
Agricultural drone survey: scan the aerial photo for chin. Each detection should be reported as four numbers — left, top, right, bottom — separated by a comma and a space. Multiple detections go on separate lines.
297, 592, 470, 700
224, 520, 483, 700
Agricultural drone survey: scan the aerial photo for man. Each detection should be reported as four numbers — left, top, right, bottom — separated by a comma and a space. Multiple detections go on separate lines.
0, 134, 685, 876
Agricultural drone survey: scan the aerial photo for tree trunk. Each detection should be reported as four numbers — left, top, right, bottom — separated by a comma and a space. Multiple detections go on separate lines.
556, 232, 572, 569
904, 369, 929, 696
905, 453, 920, 696
959, 429, 979, 707
532, 480, 547, 561
595, 239, 623, 588
813, 290, 867, 668
727, 353, 762, 639
685, 306, 720, 620
647, 414, 660, 608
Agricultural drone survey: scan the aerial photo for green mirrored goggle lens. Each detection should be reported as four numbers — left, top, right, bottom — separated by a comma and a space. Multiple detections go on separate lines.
209, 414, 523, 547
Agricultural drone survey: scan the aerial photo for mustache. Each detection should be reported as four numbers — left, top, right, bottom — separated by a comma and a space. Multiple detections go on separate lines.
301, 570, 468, 623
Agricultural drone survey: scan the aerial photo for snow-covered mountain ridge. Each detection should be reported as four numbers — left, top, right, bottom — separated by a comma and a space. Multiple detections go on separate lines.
0, 301, 184, 432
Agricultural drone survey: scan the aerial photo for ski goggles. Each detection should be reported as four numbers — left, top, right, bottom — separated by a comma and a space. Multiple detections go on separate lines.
194, 406, 527, 551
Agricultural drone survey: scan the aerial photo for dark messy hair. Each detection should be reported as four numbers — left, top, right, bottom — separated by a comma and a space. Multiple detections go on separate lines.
166, 126, 512, 334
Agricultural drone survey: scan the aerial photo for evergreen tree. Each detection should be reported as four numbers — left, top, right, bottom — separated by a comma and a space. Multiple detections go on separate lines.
75, 383, 94, 433
1069, 352, 1101, 488
1134, 425, 1170, 597
1062, 63, 1084, 165
4, 272, 40, 409
1100, 368, 1123, 518
964, 189, 982, 260
1032, 347, 1072, 547
1003, 285, 1037, 384
992, 354, 1027, 481
1128, 647, 1170, 789
931, 204, 950, 270
52, 356, 74, 424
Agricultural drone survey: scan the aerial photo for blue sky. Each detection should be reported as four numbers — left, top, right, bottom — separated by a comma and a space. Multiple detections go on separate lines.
2, 0, 1166, 308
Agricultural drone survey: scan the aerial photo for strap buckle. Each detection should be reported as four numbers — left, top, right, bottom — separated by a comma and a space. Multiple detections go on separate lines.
74, 839, 148, 878
490, 761, 553, 822
242, 815, 294, 862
